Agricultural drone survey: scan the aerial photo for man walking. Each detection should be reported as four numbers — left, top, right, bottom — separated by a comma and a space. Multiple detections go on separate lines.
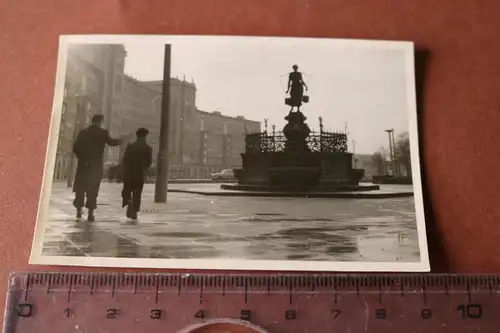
72, 114, 122, 222
121, 127, 153, 221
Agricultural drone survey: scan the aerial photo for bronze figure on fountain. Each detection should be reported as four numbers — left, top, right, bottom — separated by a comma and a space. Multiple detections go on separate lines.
285, 64, 309, 113
283, 64, 311, 152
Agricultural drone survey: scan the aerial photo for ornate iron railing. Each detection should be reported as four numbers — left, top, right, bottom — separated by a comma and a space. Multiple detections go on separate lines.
244, 130, 348, 153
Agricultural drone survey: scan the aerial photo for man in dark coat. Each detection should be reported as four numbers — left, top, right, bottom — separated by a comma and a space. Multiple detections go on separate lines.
72, 114, 122, 222
121, 127, 153, 221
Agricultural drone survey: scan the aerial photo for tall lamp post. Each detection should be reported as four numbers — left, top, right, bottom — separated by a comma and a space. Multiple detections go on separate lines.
179, 77, 187, 174
352, 139, 357, 168
154, 44, 172, 203
384, 129, 396, 176
391, 129, 398, 176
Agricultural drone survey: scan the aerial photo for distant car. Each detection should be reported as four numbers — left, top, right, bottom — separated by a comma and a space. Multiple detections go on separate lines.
211, 169, 234, 180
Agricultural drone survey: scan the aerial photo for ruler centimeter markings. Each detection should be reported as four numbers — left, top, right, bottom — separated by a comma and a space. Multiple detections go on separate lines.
4, 272, 500, 333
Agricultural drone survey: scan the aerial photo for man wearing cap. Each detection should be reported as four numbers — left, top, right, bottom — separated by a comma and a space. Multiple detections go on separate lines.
121, 127, 153, 221
72, 114, 122, 222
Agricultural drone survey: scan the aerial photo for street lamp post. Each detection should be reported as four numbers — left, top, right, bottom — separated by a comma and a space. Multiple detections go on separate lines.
384, 129, 396, 176
352, 139, 357, 168
154, 44, 172, 203
178, 76, 187, 174
391, 129, 398, 177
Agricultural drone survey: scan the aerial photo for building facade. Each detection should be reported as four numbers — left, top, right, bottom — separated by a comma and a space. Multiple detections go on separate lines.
54, 44, 122, 182
174, 110, 260, 179
54, 44, 260, 182
127, 80, 261, 179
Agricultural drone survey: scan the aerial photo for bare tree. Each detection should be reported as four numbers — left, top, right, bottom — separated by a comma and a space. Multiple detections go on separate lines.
394, 131, 411, 177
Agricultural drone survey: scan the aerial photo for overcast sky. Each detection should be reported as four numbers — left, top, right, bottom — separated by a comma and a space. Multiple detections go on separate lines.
122, 38, 413, 155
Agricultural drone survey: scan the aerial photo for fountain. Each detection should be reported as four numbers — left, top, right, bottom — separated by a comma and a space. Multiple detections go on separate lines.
222, 112, 379, 193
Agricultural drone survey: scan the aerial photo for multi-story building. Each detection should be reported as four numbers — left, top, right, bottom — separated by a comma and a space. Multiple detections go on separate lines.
109, 76, 162, 165
54, 44, 125, 182
139, 80, 260, 179
176, 110, 260, 179
54, 44, 260, 182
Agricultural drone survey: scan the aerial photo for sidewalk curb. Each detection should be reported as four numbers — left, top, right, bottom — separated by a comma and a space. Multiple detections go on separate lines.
167, 189, 414, 199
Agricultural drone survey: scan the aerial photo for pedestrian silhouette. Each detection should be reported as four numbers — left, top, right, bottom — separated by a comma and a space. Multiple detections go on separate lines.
121, 127, 153, 221
72, 114, 122, 221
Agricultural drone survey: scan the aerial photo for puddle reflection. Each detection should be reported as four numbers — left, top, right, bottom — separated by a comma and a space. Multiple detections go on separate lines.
43, 192, 421, 262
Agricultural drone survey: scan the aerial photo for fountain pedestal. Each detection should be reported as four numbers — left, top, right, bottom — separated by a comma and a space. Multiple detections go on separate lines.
223, 111, 378, 193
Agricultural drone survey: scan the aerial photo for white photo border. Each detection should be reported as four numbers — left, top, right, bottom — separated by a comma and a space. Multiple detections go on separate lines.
29, 35, 430, 272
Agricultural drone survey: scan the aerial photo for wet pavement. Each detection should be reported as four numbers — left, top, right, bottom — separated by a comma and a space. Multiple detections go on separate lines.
41, 182, 421, 262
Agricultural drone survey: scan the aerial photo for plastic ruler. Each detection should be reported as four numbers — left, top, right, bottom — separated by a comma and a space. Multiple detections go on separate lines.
3, 272, 499, 332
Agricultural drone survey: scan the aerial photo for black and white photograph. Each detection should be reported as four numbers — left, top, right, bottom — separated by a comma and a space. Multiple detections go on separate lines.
30, 35, 429, 271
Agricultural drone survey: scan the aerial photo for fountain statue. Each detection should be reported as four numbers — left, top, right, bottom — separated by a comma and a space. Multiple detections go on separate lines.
285, 64, 309, 113
222, 65, 378, 194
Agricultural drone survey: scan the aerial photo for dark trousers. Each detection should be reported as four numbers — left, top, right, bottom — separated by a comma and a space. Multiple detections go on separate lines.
122, 180, 144, 212
73, 176, 101, 210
